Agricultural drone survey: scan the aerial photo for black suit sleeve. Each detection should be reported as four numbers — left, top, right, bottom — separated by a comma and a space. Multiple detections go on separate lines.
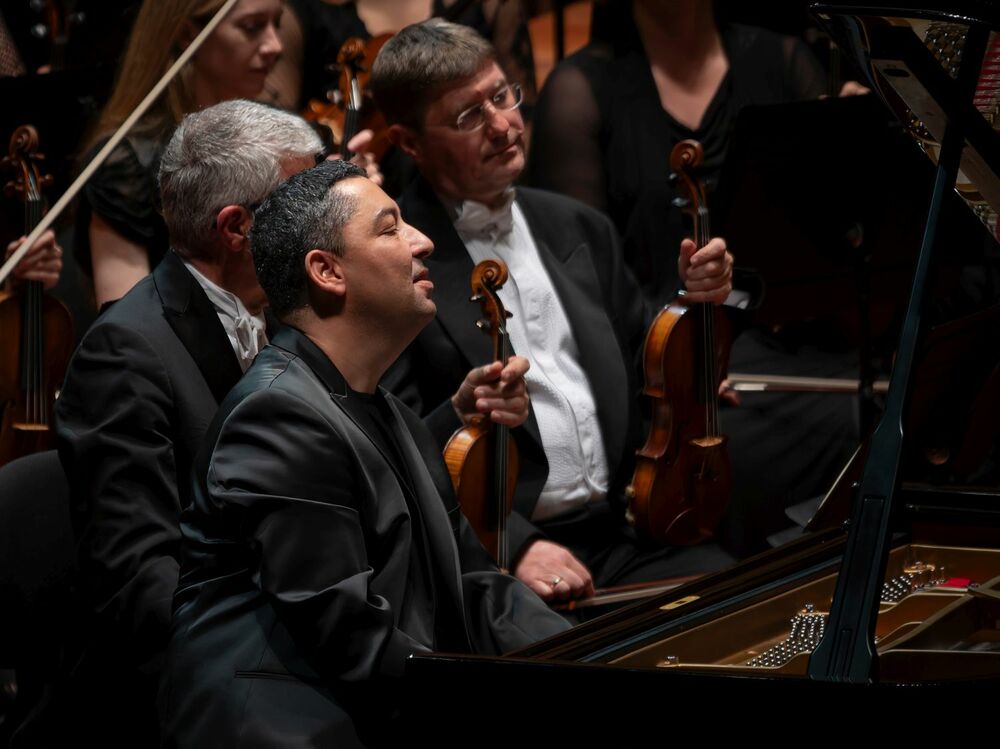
55, 321, 181, 673
206, 387, 429, 681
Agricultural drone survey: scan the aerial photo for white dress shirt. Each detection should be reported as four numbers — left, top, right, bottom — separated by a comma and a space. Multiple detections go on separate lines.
452, 191, 609, 522
183, 260, 267, 373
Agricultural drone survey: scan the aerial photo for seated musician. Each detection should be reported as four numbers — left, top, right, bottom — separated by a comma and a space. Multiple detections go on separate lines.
56, 98, 534, 743
55, 99, 325, 743
370, 19, 737, 603
160, 159, 569, 747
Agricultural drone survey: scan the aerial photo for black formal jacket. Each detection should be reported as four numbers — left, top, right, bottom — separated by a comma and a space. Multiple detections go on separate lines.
55, 251, 243, 739
385, 178, 649, 563
160, 326, 568, 748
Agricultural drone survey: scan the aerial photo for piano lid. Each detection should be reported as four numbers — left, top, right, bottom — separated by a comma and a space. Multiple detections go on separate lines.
807, 1, 1000, 683
815, 3, 1000, 239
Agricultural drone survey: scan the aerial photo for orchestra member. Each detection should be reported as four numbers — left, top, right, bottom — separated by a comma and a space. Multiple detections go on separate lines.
56, 99, 324, 744
160, 158, 568, 747
77, 0, 379, 308
370, 19, 737, 604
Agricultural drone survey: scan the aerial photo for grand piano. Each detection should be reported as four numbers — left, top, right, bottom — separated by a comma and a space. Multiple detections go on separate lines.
403, 1, 1000, 731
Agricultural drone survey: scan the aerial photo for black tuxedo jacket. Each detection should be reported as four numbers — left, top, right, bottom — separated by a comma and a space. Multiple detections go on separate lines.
161, 326, 568, 747
385, 178, 649, 562
55, 251, 243, 737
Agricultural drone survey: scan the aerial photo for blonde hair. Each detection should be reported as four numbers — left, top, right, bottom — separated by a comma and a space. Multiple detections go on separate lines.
90, 0, 228, 144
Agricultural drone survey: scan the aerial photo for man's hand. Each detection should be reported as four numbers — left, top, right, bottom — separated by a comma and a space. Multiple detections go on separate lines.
514, 539, 595, 601
451, 355, 530, 428
6, 229, 62, 290
677, 236, 732, 304
344, 129, 383, 186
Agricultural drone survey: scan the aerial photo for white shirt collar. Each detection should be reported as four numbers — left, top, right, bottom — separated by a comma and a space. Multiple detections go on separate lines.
182, 258, 267, 371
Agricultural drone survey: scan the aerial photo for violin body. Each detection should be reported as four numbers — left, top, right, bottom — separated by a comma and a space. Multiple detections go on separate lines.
0, 285, 73, 465
444, 424, 519, 563
628, 301, 732, 545
0, 124, 74, 466
627, 139, 733, 546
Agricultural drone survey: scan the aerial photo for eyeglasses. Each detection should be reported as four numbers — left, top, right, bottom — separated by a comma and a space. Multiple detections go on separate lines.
447, 83, 524, 133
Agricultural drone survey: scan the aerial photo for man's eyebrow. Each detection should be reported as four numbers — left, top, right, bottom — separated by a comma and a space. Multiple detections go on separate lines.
455, 77, 508, 114
371, 206, 399, 229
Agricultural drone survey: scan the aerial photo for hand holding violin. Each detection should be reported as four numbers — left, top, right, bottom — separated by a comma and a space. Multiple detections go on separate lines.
451, 355, 530, 428
5, 229, 62, 290
341, 129, 384, 187
677, 236, 732, 304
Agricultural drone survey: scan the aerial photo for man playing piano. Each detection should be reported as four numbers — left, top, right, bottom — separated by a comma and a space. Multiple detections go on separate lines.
159, 159, 568, 747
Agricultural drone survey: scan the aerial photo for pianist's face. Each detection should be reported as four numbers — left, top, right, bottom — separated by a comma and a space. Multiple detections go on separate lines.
406, 62, 526, 207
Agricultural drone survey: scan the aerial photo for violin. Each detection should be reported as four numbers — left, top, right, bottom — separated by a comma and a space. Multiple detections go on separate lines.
0, 125, 73, 466
442, 259, 519, 572
302, 35, 392, 162
626, 139, 732, 545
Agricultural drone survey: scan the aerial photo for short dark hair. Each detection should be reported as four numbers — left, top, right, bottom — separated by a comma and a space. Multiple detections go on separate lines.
370, 18, 496, 130
251, 159, 366, 318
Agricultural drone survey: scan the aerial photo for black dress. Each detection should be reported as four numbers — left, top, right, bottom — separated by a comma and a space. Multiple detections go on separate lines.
528, 22, 825, 309
74, 132, 169, 278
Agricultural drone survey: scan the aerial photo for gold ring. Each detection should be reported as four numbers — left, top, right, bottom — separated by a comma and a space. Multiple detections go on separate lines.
550, 576, 562, 587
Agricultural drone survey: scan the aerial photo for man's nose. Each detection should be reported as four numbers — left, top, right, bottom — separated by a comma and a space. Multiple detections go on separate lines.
406, 222, 434, 259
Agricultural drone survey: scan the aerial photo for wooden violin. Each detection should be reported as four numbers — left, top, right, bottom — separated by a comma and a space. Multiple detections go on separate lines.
626, 139, 732, 545
303, 35, 392, 161
0, 125, 73, 466
443, 259, 519, 572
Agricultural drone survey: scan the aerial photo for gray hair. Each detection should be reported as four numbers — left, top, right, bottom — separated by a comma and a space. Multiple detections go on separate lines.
158, 99, 323, 258
370, 18, 496, 130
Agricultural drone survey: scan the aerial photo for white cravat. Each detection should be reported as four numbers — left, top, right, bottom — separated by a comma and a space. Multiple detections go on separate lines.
452, 194, 609, 522
183, 260, 267, 372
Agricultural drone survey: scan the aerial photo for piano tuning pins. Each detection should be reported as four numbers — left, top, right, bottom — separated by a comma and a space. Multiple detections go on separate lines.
476, 319, 491, 331
469, 294, 484, 302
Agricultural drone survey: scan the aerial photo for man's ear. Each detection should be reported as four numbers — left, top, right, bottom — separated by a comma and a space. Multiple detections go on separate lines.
216, 205, 253, 252
304, 248, 346, 299
389, 124, 421, 162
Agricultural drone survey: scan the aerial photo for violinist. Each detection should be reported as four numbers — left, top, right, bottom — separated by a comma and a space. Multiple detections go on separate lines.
373, 20, 736, 604
55, 100, 325, 745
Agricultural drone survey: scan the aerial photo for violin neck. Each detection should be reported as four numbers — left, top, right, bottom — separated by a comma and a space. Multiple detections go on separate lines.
493, 327, 512, 572
694, 206, 721, 436
340, 76, 364, 158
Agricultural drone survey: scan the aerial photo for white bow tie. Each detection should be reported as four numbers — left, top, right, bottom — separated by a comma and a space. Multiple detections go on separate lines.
233, 312, 267, 366
453, 190, 515, 240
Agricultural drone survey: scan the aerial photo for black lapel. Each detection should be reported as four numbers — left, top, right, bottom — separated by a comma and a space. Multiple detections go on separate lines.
154, 251, 244, 405
515, 188, 631, 480
383, 397, 468, 634
400, 178, 492, 368
269, 327, 426, 509
400, 178, 544, 448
